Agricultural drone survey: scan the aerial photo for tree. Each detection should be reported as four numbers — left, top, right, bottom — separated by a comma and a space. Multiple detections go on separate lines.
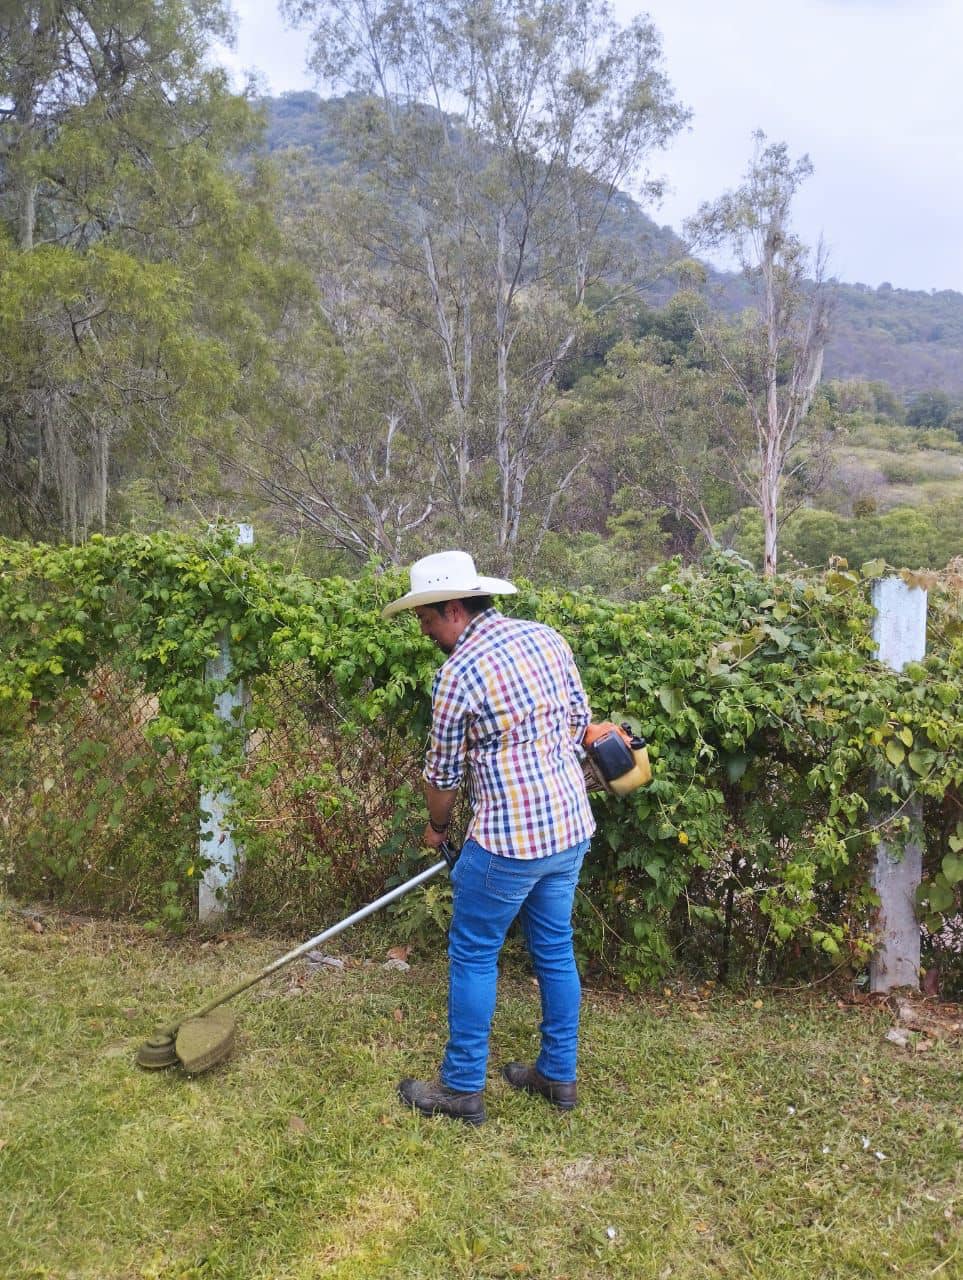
219, 162, 449, 567
906, 390, 952, 430
686, 133, 833, 575
0, 1, 310, 540
280, 0, 687, 570
570, 331, 744, 556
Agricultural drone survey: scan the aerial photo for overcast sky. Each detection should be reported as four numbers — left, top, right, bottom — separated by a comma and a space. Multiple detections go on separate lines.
217, 0, 963, 293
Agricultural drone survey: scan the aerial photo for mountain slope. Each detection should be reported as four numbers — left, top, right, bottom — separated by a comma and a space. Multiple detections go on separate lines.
259, 92, 963, 395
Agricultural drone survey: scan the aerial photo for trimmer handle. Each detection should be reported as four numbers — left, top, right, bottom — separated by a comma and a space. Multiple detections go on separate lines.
440, 840, 461, 870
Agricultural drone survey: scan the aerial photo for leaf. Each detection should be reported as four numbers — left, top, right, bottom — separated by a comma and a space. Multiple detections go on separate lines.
908, 751, 930, 775
900, 569, 938, 592
826, 571, 858, 594
763, 625, 790, 650
941, 853, 963, 886
288, 1115, 309, 1136
723, 752, 750, 783
658, 686, 683, 716
928, 877, 955, 913
605, 826, 623, 852
885, 739, 905, 767
860, 558, 886, 580
898, 727, 913, 747
386, 944, 411, 962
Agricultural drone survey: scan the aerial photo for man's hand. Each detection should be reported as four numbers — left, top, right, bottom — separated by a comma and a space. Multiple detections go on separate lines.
423, 822, 449, 850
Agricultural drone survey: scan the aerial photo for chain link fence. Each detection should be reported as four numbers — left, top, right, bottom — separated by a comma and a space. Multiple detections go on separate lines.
1, 661, 444, 930
1, 669, 195, 916
232, 663, 431, 928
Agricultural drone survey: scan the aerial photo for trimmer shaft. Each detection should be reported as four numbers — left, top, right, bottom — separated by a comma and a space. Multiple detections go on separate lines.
135, 845, 457, 1076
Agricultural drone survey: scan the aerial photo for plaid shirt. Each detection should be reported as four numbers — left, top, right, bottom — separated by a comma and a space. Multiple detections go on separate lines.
423, 609, 596, 858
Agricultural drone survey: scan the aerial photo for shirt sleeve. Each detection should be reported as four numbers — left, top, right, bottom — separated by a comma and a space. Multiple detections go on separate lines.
564, 641, 592, 744
423, 664, 470, 791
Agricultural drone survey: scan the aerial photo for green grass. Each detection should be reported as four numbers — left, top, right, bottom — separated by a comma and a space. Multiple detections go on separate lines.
1, 906, 961, 1280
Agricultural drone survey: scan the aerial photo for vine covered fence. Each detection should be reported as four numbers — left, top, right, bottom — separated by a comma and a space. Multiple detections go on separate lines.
1, 533, 961, 990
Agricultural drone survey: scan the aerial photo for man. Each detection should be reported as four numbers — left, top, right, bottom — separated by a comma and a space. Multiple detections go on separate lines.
382, 549, 596, 1126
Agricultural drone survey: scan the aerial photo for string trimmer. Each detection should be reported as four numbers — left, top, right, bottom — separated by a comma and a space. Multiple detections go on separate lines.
136, 842, 459, 1075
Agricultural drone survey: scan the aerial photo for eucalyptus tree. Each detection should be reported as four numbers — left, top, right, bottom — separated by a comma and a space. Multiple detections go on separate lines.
0, 1, 303, 539
686, 133, 834, 575
578, 332, 747, 555
281, 0, 687, 570
224, 161, 447, 567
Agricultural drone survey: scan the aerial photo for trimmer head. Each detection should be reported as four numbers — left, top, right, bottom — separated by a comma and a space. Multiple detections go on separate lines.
135, 1008, 236, 1075
136, 1031, 180, 1070
175, 1009, 236, 1074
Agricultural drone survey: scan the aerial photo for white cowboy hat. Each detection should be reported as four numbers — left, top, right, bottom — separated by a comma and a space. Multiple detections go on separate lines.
382, 550, 517, 618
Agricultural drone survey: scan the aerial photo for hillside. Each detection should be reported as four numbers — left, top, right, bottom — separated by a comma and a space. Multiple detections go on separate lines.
260, 91, 963, 396
822, 283, 963, 393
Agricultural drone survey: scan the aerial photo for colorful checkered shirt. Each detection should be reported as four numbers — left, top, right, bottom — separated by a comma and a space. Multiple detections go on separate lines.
423, 609, 596, 858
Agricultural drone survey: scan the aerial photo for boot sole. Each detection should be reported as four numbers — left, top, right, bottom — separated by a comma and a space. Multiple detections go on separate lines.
502, 1067, 577, 1110
522, 1091, 576, 1111
410, 1101, 486, 1126
398, 1084, 486, 1125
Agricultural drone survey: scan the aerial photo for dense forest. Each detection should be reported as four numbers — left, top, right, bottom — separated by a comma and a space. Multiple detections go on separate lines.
2, 1, 961, 583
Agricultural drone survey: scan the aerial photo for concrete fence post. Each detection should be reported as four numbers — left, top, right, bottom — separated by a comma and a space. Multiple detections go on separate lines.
198, 524, 254, 922
869, 575, 927, 993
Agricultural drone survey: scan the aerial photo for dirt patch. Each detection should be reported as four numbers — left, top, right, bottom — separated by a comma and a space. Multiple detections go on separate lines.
533, 1155, 615, 1194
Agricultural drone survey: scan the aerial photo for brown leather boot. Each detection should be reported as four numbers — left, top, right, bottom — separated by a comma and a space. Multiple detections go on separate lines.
502, 1062, 577, 1110
398, 1078, 486, 1126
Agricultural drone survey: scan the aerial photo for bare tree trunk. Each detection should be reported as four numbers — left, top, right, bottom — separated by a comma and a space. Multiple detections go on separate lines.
420, 225, 472, 513
494, 211, 512, 555
19, 175, 37, 251
13, 91, 38, 251
761, 241, 781, 575
458, 285, 472, 497
762, 439, 780, 577
95, 420, 109, 529
761, 493, 778, 572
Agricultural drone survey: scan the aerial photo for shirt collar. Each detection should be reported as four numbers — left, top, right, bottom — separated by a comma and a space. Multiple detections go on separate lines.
450, 607, 499, 657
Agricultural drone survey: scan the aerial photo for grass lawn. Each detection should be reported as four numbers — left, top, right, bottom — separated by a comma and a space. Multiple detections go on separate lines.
1, 904, 961, 1280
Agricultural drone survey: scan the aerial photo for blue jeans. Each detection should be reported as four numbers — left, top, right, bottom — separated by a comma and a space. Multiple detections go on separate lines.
440, 837, 590, 1093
